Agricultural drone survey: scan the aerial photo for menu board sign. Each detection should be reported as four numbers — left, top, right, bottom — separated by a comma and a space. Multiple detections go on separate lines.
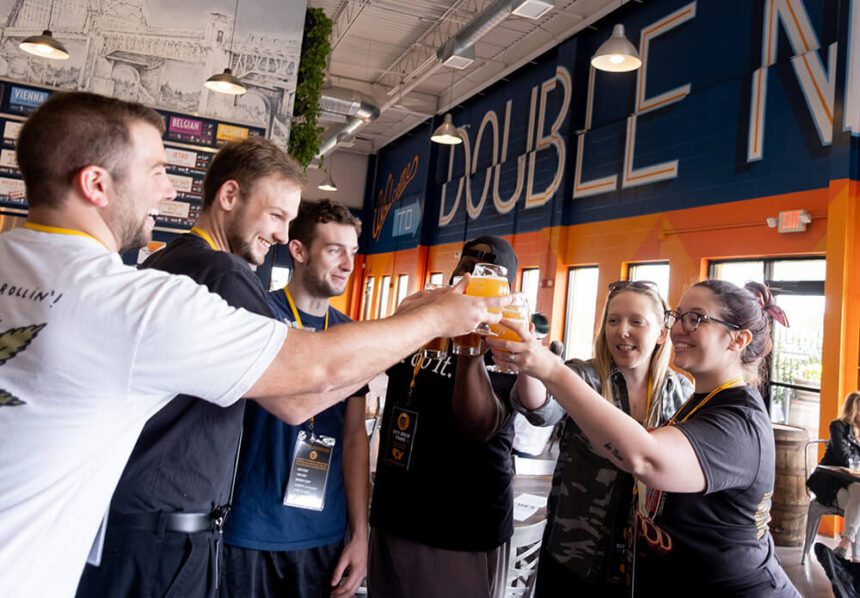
8, 86, 48, 115
0, 81, 267, 231
166, 114, 215, 146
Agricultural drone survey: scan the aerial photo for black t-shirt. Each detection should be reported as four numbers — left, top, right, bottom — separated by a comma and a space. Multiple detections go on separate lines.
637, 385, 797, 596
370, 352, 516, 552
110, 234, 273, 514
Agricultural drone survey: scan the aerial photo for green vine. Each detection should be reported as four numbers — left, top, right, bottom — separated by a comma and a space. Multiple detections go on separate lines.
288, 7, 332, 168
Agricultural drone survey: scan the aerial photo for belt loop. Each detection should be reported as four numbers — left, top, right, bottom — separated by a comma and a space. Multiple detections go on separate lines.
157, 512, 170, 536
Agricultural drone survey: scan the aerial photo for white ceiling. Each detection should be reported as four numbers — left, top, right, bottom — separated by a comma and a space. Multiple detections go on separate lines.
307, 0, 630, 155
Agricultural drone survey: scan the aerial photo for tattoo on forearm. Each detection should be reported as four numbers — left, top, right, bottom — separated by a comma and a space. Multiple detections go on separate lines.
603, 442, 624, 462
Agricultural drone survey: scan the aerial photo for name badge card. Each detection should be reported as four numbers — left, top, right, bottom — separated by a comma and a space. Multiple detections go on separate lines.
283, 431, 334, 511
384, 406, 419, 470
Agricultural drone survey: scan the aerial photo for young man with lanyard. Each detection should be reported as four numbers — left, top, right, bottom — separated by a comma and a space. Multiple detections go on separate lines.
74, 137, 311, 597
0, 91, 505, 598
222, 199, 368, 597
368, 236, 521, 598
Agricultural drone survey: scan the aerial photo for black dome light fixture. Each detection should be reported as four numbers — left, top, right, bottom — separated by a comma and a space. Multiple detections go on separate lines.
205, 0, 247, 95
19, 0, 69, 61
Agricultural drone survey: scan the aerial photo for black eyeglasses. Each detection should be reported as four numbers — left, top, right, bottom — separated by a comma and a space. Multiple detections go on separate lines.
608, 280, 659, 293
664, 309, 740, 333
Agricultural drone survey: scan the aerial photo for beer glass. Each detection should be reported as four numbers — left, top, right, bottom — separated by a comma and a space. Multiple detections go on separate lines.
452, 264, 509, 355
422, 283, 449, 359
487, 293, 531, 374
466, 263, 509, 335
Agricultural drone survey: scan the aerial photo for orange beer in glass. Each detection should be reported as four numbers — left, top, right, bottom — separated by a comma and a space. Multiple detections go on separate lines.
452, 264, 509, 355
488, 293, 530, 373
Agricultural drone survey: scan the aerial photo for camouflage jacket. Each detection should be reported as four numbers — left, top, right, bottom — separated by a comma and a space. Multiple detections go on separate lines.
514, 359, 691, 584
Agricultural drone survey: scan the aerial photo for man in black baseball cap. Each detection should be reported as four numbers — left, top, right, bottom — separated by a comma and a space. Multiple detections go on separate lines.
368, 235, 522, 598
455, 235, 518, 287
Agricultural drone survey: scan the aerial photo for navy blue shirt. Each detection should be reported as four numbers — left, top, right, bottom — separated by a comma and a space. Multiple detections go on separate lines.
224, 289, 365, 551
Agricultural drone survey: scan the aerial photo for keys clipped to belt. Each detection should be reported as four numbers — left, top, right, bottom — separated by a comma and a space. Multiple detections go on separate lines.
284, 419, 335, 511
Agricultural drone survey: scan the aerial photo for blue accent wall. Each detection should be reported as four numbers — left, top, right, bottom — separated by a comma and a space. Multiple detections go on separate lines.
362, 0, 857, 254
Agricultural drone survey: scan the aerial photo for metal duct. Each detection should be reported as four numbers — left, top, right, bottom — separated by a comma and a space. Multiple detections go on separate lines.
319, 87, 380, 121
316, 0, 520, 157
436, 0, 515, 63
316, 88, 380, 158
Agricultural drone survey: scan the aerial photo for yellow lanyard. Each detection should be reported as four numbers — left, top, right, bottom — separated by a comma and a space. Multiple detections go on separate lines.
644, 375, 654, 426
668, 376, 745, 425
23, 222, 107, 249
284, 288, 329, 431
636, 375, 746, 525
189, 226, 218, 251
284, 289, 329, 331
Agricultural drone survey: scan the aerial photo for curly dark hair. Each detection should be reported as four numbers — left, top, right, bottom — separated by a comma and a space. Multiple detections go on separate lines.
289, 198, 361, 247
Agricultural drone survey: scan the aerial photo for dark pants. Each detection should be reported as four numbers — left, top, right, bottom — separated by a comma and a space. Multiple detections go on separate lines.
219, 542, 343, 598
367, 529, 507, 598
76, 522, 221, 598
534, 547, 629, 598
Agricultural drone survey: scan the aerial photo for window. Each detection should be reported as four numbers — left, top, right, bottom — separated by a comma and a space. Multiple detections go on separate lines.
377, 275, 391, 319
362, 277, 375, 321
628, 262, 670, 303
396, 275, 410, 307
710, 257, 825, 432
519, 268, 540, 312
269, 266, 291, 291
710, 260, 764, 286
563, 267, 599, 360
428, 272, 444, 286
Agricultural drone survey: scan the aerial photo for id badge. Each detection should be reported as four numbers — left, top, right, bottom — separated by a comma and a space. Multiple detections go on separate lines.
283, 431, 334, 511
384, 406, 419, 470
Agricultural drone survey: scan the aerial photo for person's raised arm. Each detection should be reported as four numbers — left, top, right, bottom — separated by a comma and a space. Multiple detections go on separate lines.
249, 276, 508, 423
452, 354, 507, 442
488, 319, 705, 493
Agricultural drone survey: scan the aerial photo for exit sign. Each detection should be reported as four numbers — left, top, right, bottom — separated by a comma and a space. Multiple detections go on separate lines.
767, 210, 812, 233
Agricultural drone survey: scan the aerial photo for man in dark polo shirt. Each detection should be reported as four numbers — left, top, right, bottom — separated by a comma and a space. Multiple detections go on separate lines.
76, 138, 305, 598
368, 236, 520, 598
222, 199, 369, 597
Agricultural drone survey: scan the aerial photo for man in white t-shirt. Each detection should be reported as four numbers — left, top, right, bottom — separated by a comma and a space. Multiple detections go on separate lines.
0, 91, 504, 598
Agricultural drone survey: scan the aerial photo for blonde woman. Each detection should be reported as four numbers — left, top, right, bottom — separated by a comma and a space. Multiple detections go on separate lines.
808, 391, 860, 561
513, 281, 690, 596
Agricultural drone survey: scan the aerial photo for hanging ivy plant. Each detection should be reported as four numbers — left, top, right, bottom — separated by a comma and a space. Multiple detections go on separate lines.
288, 7, 332, 168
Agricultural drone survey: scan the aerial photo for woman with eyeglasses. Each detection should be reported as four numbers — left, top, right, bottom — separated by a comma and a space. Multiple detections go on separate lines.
512, 280, 690, 597
489, 280, 799, 596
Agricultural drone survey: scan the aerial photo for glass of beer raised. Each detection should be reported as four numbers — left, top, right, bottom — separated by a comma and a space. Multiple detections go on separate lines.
467, 263, 510, 335
452, 264, 509, 356
487, 293, 531, 374
422, 283, 449, 359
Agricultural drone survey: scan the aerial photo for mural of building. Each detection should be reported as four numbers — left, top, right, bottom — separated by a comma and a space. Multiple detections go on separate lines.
0, 0, 303, 146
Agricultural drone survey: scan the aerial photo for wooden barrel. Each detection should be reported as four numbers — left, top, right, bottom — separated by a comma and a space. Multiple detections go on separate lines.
770, 423, 811, 546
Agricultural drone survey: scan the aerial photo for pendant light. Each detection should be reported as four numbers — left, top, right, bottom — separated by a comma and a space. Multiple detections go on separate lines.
19, 0, 69, 60
318, 155, 338, 192
590, 24, 641, 73
432, 69, 462, 145
205, 0, 247, 95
